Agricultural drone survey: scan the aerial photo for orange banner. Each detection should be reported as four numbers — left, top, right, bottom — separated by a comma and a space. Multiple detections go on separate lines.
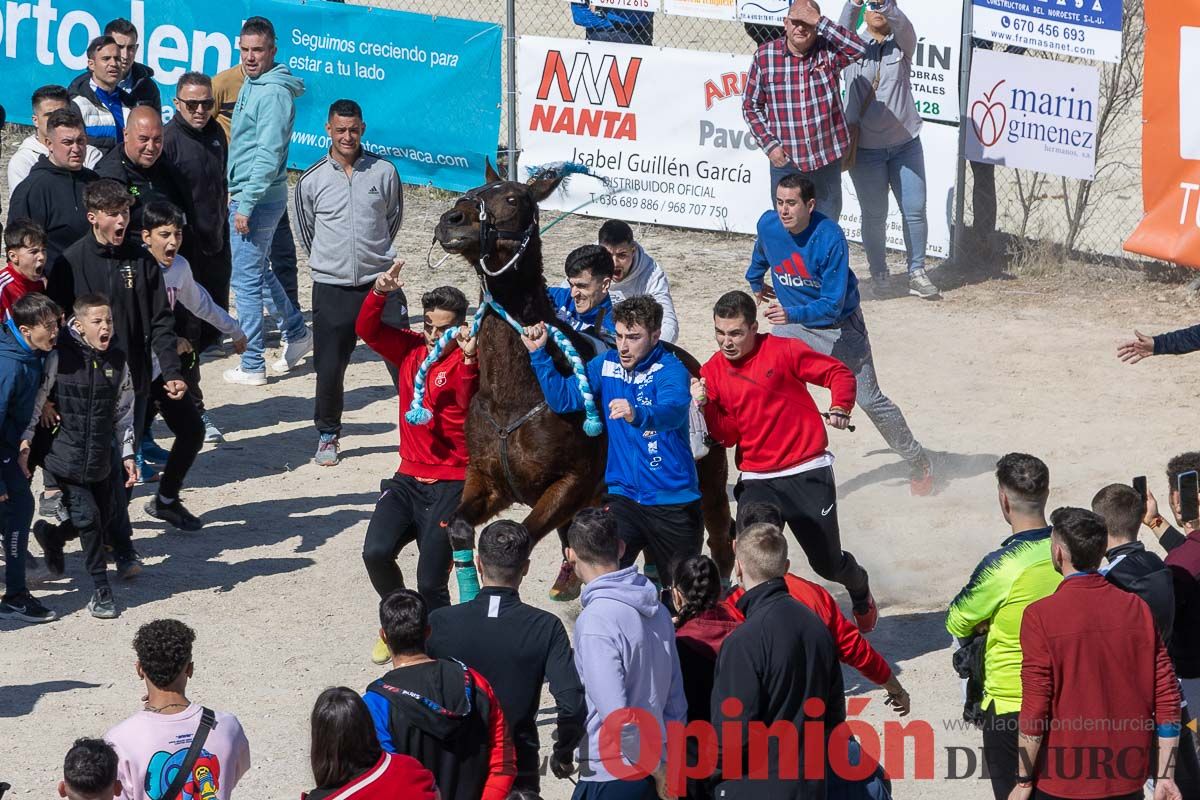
1125, 0, 1200, 267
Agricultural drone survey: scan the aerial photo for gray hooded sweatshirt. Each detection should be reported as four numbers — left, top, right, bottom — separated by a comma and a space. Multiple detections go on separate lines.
573, 565, 688, 782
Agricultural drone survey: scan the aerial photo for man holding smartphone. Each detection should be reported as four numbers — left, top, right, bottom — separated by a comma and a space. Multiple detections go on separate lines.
1143, 454, 1200, 763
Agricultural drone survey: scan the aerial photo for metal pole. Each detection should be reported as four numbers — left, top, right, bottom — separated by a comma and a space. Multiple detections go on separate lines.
952, 0, 973, 263
506, 0, 518, 181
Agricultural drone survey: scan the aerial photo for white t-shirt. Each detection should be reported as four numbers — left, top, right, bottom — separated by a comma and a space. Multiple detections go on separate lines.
105, 703, 251, 800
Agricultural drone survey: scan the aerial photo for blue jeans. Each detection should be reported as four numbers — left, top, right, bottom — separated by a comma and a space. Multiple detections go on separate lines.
848, 136, 927, 276
770, 159, 843, 221
229, 199, 307, 373
270, 209, 300, 312
1, 455, 34, 599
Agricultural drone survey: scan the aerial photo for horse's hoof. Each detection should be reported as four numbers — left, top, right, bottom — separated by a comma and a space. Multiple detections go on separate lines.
548, 560, 582, 602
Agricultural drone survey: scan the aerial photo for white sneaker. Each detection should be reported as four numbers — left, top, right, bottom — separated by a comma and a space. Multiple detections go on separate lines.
223, 367, 267, 386
272, 328, 313, 373
201, 413, 225, 444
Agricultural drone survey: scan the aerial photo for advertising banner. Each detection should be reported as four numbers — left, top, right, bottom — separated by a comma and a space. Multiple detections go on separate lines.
517, 36, 954, 256
0, 0, 502, 192
1125, 0, 1200, 267
664, 0, 738, 21
965, 47, 1099, 180
971, 0, 1123, 63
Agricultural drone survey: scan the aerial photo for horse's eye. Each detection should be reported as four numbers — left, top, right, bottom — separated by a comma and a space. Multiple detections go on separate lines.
506, 196, 517, 204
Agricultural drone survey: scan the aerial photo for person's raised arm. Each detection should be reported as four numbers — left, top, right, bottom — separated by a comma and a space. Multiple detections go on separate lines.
356, 259, 425, 364
525, 322, 597, 415
817, 12, 867, 70
879, 0, 918, 58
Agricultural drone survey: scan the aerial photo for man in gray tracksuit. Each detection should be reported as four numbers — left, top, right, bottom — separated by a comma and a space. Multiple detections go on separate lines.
295, 99, 403, 466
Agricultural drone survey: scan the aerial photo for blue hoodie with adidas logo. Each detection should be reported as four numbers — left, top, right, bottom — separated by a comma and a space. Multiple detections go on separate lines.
746, 209, 860, 329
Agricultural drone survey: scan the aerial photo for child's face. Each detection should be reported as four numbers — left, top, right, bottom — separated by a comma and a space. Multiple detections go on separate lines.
87, 207, 131, 246
19, 315, 59, 352
74, 305, 113, 351
7, 242, 47, 281
142, 224, 183, 266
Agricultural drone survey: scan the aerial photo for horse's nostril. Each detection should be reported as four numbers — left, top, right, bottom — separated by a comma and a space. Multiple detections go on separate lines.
446, 210, 465, 225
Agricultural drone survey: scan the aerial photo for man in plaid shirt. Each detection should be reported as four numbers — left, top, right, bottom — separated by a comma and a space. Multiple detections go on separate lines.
742, 0, 865, 219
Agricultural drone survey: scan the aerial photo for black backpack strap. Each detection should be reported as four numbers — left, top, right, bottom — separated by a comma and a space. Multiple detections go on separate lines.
161, 707, 216, 800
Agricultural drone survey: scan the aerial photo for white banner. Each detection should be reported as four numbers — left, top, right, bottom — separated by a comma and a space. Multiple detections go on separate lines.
589, 0, 661, 14
664, 0, 738, 20
518, 36, 954, 257
965, 48, 1099, 180
736, 0, 787, 24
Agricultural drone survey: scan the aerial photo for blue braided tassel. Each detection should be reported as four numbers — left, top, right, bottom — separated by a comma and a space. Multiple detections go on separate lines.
543, 325, 603, 437
405, 325, 463, 425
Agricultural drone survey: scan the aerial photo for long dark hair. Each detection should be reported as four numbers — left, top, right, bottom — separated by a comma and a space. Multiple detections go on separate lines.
310, 687, 382, 789
673, 555, 722, 628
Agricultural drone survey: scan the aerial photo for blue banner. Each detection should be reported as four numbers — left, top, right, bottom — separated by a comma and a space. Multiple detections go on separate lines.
971, 0, 1123, 63
0, 0, 502, 191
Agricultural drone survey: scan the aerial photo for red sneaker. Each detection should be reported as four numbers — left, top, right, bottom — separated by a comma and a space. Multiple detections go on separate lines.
910, 457, 934, 497
549, 559, 581, 602
854, 593, 879, 633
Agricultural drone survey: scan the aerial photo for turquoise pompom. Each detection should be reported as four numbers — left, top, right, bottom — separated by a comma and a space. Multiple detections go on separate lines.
583, 418, 604, 437
405, 407, 433, 425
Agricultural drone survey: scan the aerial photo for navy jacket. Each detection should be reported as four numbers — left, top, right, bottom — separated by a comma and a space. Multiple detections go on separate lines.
530, 341, 698, 505
0, 320, 46, 492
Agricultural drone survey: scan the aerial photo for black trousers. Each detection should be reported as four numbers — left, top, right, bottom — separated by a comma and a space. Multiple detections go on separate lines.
608, 494, 703, 584
313, 281, 373, 435
55, 473, 121, 592
970, 161, 997, 235
734, 466, 870, 605
181, 348, 206, 416
980, 706, 1019, 800
362, 473, 462, 611
1035, 793, 1140, 800
151, 377, 205, 499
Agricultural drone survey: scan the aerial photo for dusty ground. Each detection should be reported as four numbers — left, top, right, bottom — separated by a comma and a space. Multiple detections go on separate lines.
2, 177, 1200, 799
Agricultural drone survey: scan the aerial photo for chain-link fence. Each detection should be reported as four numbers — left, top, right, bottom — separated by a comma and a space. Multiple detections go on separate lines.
360, 0, 1148, 264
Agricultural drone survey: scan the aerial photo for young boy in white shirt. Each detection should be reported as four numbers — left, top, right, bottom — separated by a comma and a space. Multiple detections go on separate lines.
140, 201, 246, 531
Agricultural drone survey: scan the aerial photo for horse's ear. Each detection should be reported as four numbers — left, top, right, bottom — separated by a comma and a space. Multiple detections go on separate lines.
484, 159, 502, 184
527, 170, 566, 203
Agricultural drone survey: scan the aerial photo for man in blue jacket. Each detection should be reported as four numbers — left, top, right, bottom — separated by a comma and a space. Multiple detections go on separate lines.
524, 295, 701, 580
223, 16, 312, 387
548, 245, 617, 344
0, 292, 61, 623
748, 173, 933, 495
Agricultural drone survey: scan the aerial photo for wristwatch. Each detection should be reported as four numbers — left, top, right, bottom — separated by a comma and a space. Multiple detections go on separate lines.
1146, 514, 1166, 533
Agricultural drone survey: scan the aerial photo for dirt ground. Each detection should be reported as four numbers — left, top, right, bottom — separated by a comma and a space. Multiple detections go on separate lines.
3, 179, 1200, 799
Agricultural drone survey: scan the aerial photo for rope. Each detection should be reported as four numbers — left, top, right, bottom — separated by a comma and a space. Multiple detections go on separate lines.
405, 294, 603, 437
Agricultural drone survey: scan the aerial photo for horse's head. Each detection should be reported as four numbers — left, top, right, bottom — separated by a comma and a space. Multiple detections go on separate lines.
434, 162, 565, 292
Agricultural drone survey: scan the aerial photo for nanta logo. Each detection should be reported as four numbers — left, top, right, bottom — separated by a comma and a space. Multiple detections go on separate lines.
530, 49, 642, 141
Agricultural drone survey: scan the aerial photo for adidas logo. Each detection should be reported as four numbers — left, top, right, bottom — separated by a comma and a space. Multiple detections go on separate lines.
367, 186, 380, 195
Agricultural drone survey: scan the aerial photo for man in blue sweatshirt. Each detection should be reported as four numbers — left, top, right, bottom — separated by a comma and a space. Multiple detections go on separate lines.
748, 173, 933, 495
525, 295, 701, 581
565, 507, 686, 799
548, 245, 617, 344
223, 16, 312, 387
0, 292, 61, 623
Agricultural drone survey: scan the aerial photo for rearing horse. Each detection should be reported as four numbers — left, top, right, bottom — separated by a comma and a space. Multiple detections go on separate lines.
432, 164, 733, 579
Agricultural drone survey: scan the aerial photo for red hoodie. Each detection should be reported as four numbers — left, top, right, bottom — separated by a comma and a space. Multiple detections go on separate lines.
726, 573, 892, 685
356, 291, 478, 480
699, 334, 856, 473
301, 752, 439, 800
0, 263, 46, 319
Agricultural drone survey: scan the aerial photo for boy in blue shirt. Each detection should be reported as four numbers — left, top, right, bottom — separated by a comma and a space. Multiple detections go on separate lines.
524, 295, 702, 580
0, 292, 61, 623
548, 245, 616, 344
747, 173, 934, 495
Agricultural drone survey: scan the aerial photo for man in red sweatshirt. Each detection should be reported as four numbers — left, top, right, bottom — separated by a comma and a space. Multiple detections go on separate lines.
1014, 507, 1182, 800
356, 259, 478, 663
694, 290, 880, 631
727, 502, 910, 713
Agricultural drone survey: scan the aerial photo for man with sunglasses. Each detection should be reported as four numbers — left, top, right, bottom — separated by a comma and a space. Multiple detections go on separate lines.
296, 99, 403, 468
357, 261, 478, 662
742, 0, 866, 219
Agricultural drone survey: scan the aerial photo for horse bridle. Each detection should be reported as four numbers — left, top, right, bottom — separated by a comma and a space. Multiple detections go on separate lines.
427, 183, 535, 277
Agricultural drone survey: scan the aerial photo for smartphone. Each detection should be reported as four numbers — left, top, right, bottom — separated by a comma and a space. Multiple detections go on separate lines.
1133, 476, 1147, 506
1179, 470, 1199, 524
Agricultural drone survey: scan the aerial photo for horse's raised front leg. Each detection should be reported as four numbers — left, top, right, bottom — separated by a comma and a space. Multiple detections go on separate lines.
445, 466, 512, 604
522, 472, 602, 602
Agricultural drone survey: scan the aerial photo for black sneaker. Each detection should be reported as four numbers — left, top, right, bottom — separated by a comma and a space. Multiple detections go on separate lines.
116, 553, 143, 580
0, 592, 58, 623
33, 520, 65, 577
87, 587, 118, 619
145, 497, 203, 532
870, 272, 890, 300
